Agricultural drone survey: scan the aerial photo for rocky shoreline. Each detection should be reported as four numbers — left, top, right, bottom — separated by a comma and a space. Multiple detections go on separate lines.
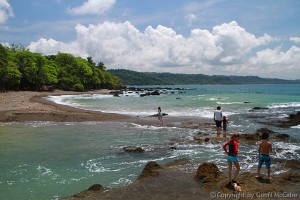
65, 127, 300, 200
65, 159, 300, 200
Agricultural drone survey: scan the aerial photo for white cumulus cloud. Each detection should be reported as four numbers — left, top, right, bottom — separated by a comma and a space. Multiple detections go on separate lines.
28, 21, 300, 79
0, 0, 14, 24
68, 0, 116, 15
290, 37, 300, 44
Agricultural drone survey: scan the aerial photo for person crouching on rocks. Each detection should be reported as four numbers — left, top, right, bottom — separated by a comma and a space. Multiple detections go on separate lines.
223, 132, 240, 184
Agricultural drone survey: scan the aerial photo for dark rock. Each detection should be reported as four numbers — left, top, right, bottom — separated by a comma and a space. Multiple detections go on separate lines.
140, 92, 150, 97
70, 184, 104, 198
137, 161, 163, 180
275, 133, 290, 139
123, 146, 145, 153
194, 162, 219, 183
255, 128, 276, 135
204, 138, 210, 142
285, 160, 300, 169
250, 107, 269, 111
170, 146, 177, 150
279, 112, 300, 128
150, 90, 160, 95
88, 184, 104, 191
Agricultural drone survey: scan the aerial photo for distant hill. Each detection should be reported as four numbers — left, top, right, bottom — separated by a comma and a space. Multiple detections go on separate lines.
107, 69, 300, 85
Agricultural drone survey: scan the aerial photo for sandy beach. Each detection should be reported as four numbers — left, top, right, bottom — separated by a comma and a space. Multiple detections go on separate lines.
0, 90, 131, 122
0, 90, 213, 129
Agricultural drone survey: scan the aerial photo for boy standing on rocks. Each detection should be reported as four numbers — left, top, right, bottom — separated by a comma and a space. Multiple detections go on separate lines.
256, 132, 272, 180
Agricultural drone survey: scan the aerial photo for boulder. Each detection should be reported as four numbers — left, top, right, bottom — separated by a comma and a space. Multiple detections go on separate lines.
88, 184, 104, 191
279, 112, 300, 127
194, 162, 219, 183
275, 133, 290, 140
150, 90, 160, 95
250, 107, 269, 111
137, 161, 163, 180
123, 146, 145, 153
71, 183, 104, 198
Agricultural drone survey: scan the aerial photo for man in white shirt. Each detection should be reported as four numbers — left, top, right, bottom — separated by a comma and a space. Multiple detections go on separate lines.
213, 106, 223, 136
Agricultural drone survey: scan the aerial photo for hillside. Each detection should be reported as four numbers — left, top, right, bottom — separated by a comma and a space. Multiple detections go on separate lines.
108, 69, 300, 85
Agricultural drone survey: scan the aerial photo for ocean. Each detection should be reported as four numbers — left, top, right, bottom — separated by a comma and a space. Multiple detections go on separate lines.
0, 84, 300, 200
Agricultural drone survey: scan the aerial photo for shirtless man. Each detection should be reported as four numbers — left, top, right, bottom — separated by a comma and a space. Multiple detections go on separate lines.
256, 132, 272, 180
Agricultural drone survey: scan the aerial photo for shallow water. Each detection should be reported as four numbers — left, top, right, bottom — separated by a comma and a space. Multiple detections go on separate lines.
1, 84, 300, 199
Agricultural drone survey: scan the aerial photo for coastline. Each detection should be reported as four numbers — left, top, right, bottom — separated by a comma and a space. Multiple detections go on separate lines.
0, 90, 131, 122
1, 90, 300, 200
0, 90, 213, 127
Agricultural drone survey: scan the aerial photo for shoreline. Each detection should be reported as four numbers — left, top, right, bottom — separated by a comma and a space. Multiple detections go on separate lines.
0, 90, 213, 128
0, 90, 131, 122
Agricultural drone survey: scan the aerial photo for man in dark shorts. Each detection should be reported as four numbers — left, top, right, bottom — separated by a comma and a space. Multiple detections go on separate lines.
213, 106, 222, 136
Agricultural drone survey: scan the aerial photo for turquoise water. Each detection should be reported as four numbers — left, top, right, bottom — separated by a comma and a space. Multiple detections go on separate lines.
1, 84, 300, 199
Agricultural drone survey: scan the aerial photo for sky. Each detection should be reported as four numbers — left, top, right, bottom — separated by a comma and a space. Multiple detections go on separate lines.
1, 0, 300, 80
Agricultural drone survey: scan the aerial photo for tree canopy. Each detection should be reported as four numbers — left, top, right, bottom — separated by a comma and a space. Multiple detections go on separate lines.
108, 69, 300, 85
0, 44, 121, 91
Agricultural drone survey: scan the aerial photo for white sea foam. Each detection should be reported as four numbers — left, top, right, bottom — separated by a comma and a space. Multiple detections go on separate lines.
37, 165, 53, 176
111, 177, 133, 186
217, 101, 244, 105
273, 142, 300, 159
291, 125, 300, 129
269, 102, 300, 109
25, 121, 58, 127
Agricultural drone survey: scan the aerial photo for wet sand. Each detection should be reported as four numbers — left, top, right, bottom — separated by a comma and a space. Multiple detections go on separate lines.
0, 90, 131, 122
0, 90, 213, 129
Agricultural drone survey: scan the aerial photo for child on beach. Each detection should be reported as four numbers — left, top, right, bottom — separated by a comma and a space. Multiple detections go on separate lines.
256, 132, 272, 180
222, 116, 228, 138
223, 132, 240, 184
157, 107, 164, 125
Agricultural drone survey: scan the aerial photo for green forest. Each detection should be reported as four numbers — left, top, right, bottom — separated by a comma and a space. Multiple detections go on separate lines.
0, 44, 121, 92
108, 69, 300, 85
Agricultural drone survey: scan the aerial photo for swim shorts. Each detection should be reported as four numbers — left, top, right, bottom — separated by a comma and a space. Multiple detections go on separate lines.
258, 154, 271, 169
227, 156, 238, 163
215, 120, 222, 128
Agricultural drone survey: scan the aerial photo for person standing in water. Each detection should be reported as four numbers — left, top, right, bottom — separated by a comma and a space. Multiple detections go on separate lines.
256, 132, 272, 180
157, 107, 164, 125
213, 106, 223, 137
222, 116, 228, 138
223, 132, 240, 184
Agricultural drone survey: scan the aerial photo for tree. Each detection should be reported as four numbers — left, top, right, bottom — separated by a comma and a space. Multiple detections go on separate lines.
1, 47, 122, 91
0, 44, 9, 91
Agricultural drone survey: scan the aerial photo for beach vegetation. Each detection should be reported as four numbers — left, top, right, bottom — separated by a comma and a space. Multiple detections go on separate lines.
74, 83, 84, 92
0, 44, 121, 91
